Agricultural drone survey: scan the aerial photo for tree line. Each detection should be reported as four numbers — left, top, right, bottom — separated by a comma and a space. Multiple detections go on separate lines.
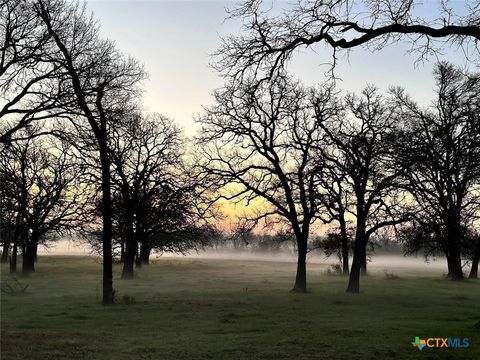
1, 0, 479, 303
196, 64, 480, 293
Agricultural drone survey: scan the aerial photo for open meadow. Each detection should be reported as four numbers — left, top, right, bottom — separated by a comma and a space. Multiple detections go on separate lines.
1, 256, 479, 360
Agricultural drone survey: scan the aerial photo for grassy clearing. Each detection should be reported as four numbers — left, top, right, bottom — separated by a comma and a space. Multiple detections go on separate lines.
1, 256, 479, 359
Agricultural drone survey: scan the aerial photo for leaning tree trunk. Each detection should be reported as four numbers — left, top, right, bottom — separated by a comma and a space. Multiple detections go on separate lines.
346, 213, 367, 293
469, 244, 480, 279
291, 233, 308, 293
1, 242, 10, 263
346, 247, 363, 293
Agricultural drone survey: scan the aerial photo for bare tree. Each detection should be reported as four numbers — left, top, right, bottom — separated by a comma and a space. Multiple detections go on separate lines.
109, 113, 185, 279
0, 132, 84, 275
0, 163, 18, 265
314, 86, 411, 293
197, 74, 331, 293
316, 157, 355, 275
216, 0, 479, 80
393, 62, 480, 280
0, 0, 72, 142
25, 0, 146, 304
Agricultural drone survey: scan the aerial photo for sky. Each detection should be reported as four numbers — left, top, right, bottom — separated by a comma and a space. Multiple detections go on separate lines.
86, 0, 471, 136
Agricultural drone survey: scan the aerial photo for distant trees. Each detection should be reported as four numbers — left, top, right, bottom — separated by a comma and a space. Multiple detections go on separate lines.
0, 133, 83, 275
394, 62, 480, 280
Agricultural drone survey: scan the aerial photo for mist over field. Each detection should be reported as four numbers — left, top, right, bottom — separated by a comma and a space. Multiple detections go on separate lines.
39, 239, 448, 276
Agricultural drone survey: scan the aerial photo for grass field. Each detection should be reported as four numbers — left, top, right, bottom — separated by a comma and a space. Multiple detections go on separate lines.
1, 256, 479, 359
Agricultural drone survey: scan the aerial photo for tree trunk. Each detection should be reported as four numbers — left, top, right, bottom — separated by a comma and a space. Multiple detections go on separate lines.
468, 244, 480, 279
346, 244, 363, 293
22, 240, 37, 276
291, 234, 308, 293
139, 242, 151, 266
33, 241, 38, 262
339, 218, 349, 275
1, 242, 10, 263
121, 222, 137, 280
346, 212, 366, 293
446, 221, 463, 281
448, 249, 463, 281
100, 144, 114, 304
360, 246, 367, 275
9, 238, 18, 274
119, 239, 125, 263
445, 254, 452, 277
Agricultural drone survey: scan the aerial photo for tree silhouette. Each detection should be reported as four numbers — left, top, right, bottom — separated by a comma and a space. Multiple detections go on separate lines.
31, 0, 145, 303
109, 113, 188, 278
216, 0, 479, 80
198, 75, 329, 292
315, 87, 411, 293
393, 62, 480, 281
0, 133, 83, 275
0, 0, 71, 142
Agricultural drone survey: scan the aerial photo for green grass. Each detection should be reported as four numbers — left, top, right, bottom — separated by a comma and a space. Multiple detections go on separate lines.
1, 256, 479, 359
